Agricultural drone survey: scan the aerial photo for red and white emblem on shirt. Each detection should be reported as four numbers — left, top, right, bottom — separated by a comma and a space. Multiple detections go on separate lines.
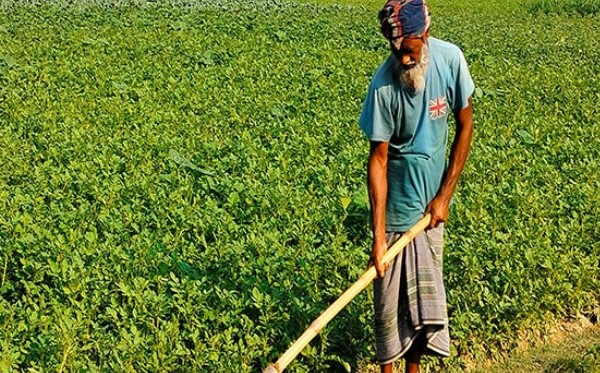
429, 97, 448, 120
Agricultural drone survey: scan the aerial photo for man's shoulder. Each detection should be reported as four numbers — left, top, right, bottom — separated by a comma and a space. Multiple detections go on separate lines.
429, 37, 464, 57
429, 37, 468, 75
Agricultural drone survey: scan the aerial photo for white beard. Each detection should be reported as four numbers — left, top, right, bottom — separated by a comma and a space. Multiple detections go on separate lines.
394, 43, 429, 92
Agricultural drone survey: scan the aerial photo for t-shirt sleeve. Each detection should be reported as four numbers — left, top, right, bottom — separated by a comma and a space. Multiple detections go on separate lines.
449, 49, 474, 112
359, 82, 394, 142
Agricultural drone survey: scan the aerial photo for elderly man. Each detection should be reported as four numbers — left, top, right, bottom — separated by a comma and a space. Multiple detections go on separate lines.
359, 0, 474, 372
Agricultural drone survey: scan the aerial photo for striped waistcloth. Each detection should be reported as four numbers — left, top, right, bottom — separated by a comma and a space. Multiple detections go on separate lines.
373, 223, 450, 364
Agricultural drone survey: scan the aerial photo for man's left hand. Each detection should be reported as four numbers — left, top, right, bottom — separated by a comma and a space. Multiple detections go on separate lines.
425, 195, 450, 229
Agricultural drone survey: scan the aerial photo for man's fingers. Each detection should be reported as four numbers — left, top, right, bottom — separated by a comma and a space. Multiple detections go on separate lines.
375, 261, 383, 278
375, 260, 390, 278
429, 214, 448, 229
425, 207, 435, 228
428, 216, 437, 229
377, 266, 385, 278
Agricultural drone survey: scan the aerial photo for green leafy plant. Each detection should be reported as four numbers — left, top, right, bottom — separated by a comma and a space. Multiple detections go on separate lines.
0, 0, 598, 372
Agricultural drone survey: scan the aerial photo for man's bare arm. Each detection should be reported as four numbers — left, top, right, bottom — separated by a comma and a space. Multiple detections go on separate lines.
367, 141, 390, 278
426, 97, 474, 228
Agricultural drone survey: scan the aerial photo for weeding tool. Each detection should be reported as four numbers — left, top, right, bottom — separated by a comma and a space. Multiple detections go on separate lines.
264, 214, 432, 373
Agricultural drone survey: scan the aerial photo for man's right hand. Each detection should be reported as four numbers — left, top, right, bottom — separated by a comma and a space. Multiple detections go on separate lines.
369, 240, 389, 279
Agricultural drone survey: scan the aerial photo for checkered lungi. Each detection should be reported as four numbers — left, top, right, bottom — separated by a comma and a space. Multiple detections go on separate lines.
373, 223, 450, 364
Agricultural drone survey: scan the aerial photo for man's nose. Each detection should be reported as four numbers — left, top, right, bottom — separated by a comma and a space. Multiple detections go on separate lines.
401, 54, 412, 66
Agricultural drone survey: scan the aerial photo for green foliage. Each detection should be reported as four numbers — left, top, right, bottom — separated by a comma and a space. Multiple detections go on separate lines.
582, 343, 600, 371
529, 0, 600, 16
0, 0, 598, 371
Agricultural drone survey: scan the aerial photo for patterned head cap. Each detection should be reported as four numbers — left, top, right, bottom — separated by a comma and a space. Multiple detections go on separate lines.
378, 0, 431, 45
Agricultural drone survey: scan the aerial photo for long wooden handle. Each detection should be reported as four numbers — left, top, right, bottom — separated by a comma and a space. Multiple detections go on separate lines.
264, 214, 432, 373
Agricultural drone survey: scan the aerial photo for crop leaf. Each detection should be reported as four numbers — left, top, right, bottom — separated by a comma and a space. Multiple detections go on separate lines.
169, 149, 214, 176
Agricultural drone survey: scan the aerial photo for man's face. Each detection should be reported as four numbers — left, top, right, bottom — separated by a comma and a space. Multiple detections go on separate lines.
390, 36, 427, 70
389, 34, 430, 92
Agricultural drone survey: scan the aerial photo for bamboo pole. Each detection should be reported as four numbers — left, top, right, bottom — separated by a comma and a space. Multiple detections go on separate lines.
264, 214, 432, 373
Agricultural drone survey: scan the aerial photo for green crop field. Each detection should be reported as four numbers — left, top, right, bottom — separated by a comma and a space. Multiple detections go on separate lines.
0, 0, 598, 371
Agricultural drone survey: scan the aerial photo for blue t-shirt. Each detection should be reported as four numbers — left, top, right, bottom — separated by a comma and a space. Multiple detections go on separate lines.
359, 37, 474, 232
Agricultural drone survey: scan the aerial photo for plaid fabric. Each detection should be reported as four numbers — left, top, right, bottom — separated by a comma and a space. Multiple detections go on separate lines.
378, 0, 431, 42
373, 224, 450, 364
